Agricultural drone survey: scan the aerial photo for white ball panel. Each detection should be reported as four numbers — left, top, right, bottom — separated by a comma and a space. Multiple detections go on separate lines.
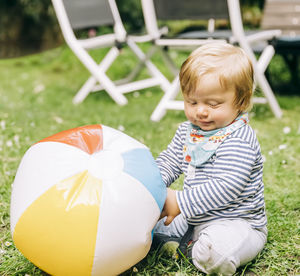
102, 125, 147, 153
10, 142, 89, 233
87, 150, 124, 180
92, 172, 160, 276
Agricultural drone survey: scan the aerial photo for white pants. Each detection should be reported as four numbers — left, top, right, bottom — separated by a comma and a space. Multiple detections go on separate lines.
154, 215, 267, 275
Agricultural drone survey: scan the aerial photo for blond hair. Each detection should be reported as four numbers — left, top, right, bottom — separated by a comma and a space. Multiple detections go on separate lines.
179, 42, 254, 112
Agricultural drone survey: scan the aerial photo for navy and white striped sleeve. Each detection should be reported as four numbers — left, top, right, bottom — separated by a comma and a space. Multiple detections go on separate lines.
177, 136, 257, 218
156, 123, 186, 187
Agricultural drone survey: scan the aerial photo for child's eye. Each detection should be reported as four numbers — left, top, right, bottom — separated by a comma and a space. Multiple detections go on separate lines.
208, 102, 219, 107
187, 100, 197, 105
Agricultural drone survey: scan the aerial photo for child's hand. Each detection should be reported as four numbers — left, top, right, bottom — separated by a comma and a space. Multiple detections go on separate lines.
160, 188, 181, 226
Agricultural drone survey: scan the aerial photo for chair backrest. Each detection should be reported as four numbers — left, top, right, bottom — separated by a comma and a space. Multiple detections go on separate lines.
53, 0, 127, 43
153, 0, 229, 20
142, 0, 230, 39
261, 0, 300, 37
62, 0, 114, 29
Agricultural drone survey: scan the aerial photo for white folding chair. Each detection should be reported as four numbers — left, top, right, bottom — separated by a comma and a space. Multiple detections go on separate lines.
261, 0, 300, 88
141, 0, 283, 121
51, 0, 171, 106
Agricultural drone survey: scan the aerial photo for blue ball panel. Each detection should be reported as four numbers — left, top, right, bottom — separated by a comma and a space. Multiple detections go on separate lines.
122, 149, 166, 212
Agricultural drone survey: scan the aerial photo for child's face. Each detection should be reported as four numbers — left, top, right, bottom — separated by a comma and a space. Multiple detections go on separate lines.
183, 74, 240, 131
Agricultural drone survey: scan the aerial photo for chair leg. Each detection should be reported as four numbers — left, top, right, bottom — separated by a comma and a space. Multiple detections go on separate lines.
127, 38, 171, 92
77, 47, 155, 99
74, 47, 121, 104
73, 45, 128, 105
257, 45, 275, 73
119, 59, 146, 83
255, 45, 283, 116
151, 76, 181, 121
73, 75, 97, 104
118, 44, 159, 84
159, 47, 180, 77
255, 71, 282, 118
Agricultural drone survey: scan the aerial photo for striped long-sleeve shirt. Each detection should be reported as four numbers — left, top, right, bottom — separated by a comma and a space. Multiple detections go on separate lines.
156, 121, 267, 229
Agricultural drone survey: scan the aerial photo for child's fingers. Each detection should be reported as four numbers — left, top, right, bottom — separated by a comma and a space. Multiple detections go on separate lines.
159, 209, 166, 220
164, 215, 174, 226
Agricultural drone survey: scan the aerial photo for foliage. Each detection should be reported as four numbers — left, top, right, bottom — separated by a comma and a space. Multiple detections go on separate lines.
117, 0, 145, 33
0, 0, 62, 58
241, 0, 265, 9
0, 43, 299, 275
0, 0, 267, 58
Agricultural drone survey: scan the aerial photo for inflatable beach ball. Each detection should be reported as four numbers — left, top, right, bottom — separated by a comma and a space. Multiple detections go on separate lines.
10, 124, 166, 276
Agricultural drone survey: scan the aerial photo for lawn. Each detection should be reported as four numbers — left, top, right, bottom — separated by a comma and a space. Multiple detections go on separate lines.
0, 44, 299, 275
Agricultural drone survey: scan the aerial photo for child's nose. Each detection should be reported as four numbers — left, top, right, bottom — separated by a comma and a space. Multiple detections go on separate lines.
196, 105, 208, 117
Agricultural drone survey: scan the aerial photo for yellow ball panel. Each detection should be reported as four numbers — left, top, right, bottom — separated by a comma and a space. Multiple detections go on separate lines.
13, 171, 102, 276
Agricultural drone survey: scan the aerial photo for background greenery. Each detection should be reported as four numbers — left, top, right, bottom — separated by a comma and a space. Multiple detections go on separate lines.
0, 0, 263, 58
1, 0, 297, 93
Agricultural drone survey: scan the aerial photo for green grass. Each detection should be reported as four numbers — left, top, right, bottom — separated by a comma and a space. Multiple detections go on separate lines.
0, 44, 299, 275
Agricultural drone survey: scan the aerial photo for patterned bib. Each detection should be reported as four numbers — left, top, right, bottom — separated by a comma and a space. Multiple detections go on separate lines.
183, 113, 249, 167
